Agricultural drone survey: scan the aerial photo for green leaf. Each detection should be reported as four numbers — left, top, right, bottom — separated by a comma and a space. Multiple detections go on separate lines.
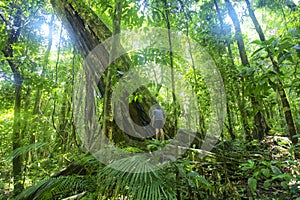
272, 174, 292, 181
263, 180, 271, 188
251, 47, 265, 57
134, 95, 139, 102
248, 177, 257, 194
270, 166, 282, 175
253, 170, 260, 178
188, 179, 196, 187
292, 134, 300, 138
196, 176, 210, 186
281, 181, 289, 189
251, 39, 263, 45
8, 142, 50, 161
187, 172, 198, 177
278, 51, 293, 64
241, 160, 255, 171
261, 168, 271, 178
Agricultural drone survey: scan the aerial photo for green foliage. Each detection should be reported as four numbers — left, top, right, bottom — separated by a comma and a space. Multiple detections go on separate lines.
173, 158, 216, 199
16, 138, 300, 200
248, 177, 257, 194
16, 175, 97, 200
238, 138, 300, 199
8, 142, 50, 161
97, 156, 176, 200
0, 0, 300, 199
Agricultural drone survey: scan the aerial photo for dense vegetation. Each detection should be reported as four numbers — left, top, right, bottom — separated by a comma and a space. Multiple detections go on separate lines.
0, 0, 300, 199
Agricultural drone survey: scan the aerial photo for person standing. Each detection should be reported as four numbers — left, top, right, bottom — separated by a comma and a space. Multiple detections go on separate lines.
151, 105, 165, 141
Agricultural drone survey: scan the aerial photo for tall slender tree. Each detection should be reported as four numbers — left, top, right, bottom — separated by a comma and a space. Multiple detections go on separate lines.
1, 7, 24, 195
163, 0, 178, 134
245, 0, 297, 144
225, 0, 269, 140
214, 0, 236, 139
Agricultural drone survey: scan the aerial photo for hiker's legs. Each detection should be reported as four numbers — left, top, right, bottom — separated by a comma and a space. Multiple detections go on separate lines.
155, 128, 159, 140
160, 129, 164, 141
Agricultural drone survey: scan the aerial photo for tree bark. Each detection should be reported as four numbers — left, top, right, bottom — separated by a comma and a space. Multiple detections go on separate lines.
225, 0, 249, 67
50, 0, 110, 57
245, 0, 297, 144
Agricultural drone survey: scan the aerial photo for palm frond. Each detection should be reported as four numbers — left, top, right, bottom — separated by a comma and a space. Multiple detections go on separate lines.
16, 155, 101, 200
16, 175, 97, 200
97, 155, 176, 200
8, 142, 51, 160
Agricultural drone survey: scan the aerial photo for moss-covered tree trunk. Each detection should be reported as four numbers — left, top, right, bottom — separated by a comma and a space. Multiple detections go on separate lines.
51, 0, 168, 147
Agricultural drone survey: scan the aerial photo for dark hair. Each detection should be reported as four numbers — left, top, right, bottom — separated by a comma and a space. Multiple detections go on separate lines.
156, 104, 161, 109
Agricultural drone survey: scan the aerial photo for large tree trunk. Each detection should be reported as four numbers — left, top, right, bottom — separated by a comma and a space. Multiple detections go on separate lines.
245, 0, 297, 144
225, 0, 270, 140
50, 0, 111, 57
51, 0, 164, 147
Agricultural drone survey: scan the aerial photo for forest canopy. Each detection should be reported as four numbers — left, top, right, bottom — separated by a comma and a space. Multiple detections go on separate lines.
0, 0, 300, 199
